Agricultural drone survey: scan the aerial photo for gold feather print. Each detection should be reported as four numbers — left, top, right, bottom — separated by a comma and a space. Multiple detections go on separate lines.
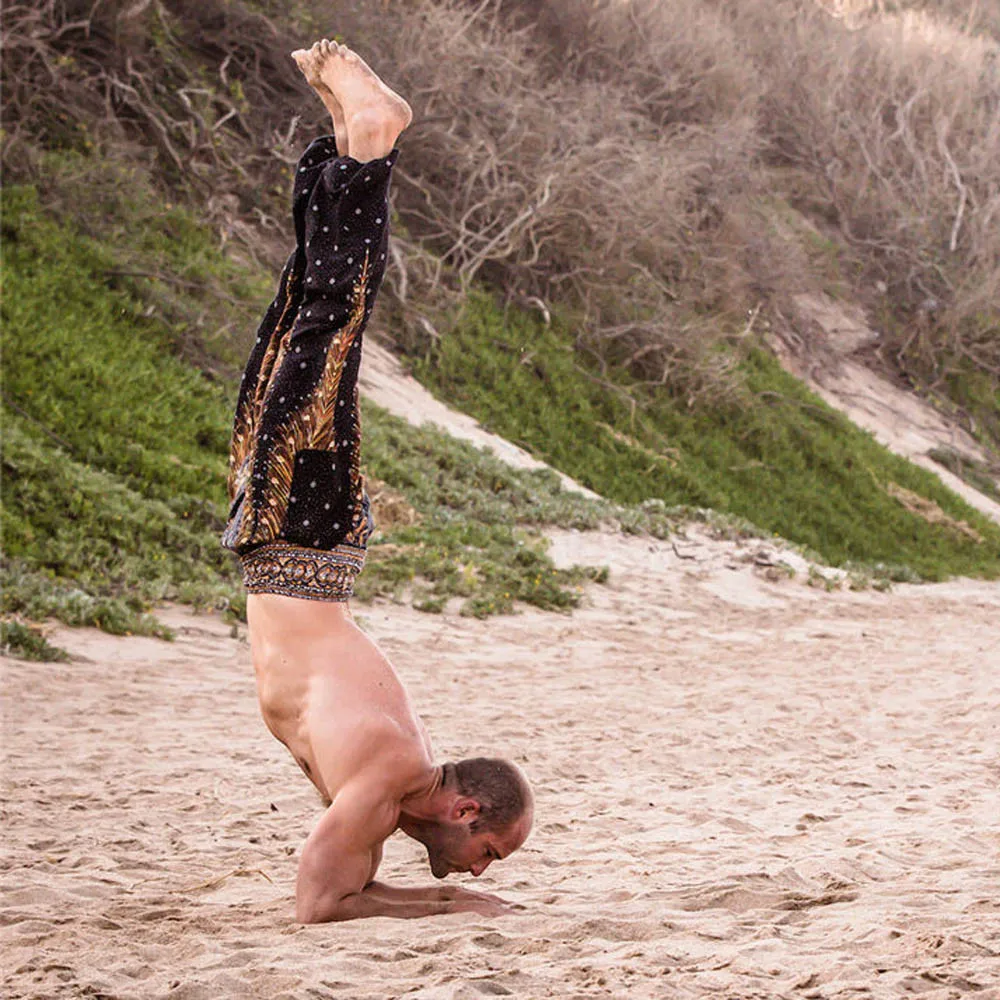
241, 251, 372, 546
227, 263, 300, 503
250, 265, 301, 438
227, 408, 252, 501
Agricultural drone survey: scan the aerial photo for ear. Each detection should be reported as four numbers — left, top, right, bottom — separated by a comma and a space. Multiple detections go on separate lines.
451, 796, 481, 823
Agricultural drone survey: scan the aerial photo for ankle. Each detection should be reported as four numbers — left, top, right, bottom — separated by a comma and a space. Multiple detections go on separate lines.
347, 110, 400, 162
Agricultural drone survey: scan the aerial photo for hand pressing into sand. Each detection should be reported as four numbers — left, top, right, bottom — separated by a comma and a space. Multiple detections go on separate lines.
437, 884, 525, 917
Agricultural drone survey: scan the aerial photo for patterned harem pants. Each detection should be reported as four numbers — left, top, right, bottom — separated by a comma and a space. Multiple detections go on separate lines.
221, 133, 399, 600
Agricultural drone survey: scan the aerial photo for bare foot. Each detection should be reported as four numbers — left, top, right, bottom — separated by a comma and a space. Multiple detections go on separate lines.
291, 41, 350, 157
313, 39, 412, 162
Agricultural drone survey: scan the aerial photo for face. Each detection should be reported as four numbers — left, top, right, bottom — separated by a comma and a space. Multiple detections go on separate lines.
422, 808, 532, 879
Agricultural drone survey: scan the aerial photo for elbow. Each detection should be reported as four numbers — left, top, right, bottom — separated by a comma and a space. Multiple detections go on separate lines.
295, 881, 318, 923
296, 895, 323, 924
296, 880, 353, 924
296, 890, 343, 924
296, 849, 338, 923
295, 840, 364, 922
295, 872, 339, 924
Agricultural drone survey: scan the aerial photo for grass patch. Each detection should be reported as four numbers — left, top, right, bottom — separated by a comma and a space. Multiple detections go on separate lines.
2, 183, 238, 505
408, 291, 1000, 580
2, 182, 245, 630
354, 520, 606, 618
2, 413, 232, 632
1, 621, 70, 662
941, 364, 1000, 455
14, 148, 275, 376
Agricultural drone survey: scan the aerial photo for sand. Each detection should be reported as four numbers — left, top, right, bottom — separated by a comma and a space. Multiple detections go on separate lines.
358, 338, 600, 499
4, 525, 999, 999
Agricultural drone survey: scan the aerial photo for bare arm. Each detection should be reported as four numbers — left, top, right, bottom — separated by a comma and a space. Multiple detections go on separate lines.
322, 881, 511, 922
296, 781, 510, 923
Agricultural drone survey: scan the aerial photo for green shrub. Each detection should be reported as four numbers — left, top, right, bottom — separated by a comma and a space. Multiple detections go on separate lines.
410, 290, 1000, 580
1, 621, 71, 662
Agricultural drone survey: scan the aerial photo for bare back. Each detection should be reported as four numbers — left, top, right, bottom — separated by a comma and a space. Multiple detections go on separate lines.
246, 594, 433, 805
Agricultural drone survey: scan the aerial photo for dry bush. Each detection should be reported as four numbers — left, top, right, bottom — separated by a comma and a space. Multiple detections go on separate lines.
823, 0, 1000, 41
327, 0, 765, 403
1, 0, 331, 272
754, 2, 1000, 389
2, 0, 997, 424
358, 0, 997, 408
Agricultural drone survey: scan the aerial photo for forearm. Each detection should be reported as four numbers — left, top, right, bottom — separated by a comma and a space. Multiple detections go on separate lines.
297, 881, 470, 923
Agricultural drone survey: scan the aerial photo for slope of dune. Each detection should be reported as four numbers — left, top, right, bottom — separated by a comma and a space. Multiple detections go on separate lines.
360, 337, 599, 499
773, 293, 1000, 525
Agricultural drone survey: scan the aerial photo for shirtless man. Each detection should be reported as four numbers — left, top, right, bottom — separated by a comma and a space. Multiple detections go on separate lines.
220, 40, 533, 922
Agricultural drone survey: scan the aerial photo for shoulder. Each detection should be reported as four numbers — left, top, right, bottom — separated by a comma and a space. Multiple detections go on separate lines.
355, 718, 434, 798
321, 774, 401, 845
312, 709, 431, 801
314, 749, 423, 850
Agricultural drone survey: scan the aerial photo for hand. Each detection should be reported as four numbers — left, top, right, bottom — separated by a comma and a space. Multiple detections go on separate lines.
459, 895, 520, 918
443, 887, 524, 917
438, 885, 503, 904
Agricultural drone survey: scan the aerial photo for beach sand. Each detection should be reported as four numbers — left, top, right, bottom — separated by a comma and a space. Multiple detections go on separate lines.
3, 528, 1000, 999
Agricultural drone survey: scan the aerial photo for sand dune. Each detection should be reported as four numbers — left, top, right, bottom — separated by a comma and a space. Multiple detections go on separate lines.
4, 527, 999, 999
359, 338, 599, 499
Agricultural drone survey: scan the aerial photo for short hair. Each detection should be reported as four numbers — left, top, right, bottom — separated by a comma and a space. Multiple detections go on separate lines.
444, 757, 531, 833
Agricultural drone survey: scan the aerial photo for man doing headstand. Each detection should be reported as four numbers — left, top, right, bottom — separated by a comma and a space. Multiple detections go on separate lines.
221, 40, 533, 923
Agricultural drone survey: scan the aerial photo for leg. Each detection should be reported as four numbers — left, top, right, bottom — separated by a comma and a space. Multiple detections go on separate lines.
226, 248, 297, 505
227, 141, 396, 548
225, 132, 349, 511
227, 38, 376, 501
224, 41, 412, 597
248, 151, 395, 550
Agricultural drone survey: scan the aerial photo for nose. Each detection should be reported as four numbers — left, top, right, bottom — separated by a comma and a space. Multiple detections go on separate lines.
469, 860, 491, 877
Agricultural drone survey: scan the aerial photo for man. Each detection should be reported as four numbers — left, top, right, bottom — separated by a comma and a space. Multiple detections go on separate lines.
221, 39, 534, 923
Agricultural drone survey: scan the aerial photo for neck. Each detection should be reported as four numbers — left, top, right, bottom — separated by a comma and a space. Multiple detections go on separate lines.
398, 764, 447, 829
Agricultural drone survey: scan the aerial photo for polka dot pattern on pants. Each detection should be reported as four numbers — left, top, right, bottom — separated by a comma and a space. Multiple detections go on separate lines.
222, 138, 398, 570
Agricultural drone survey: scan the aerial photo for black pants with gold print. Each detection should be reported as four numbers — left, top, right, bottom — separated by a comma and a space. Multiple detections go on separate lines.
221, 133, 399, 600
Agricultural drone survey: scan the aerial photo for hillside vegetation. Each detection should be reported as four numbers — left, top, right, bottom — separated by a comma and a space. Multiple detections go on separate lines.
4, 179, 661, 641
2, 0, 999, 654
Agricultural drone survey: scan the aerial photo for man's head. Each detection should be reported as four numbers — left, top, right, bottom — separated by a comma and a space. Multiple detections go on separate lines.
412, 758, 534, 879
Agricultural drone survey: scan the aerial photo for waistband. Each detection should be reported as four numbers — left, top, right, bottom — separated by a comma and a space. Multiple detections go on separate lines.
240, 542, 366, 602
